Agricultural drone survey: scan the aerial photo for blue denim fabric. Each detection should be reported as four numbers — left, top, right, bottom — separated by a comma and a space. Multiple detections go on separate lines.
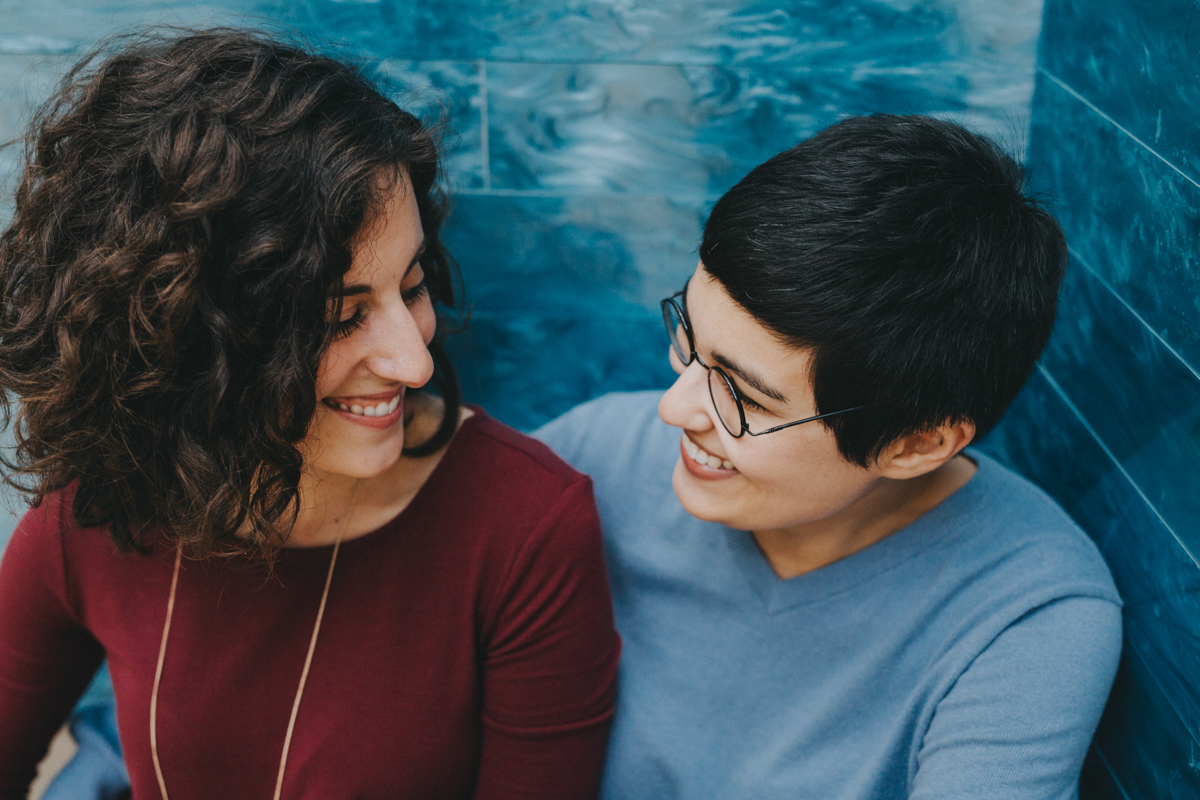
42, 701, 129, 800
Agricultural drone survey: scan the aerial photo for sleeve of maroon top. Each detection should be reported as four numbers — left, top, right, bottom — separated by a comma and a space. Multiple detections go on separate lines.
0, 500, 105, 800
474, 476, 621, 800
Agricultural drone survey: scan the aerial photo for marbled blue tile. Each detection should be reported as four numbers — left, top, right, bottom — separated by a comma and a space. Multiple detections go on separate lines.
446, 316, 674, 432
1038, 0, 1200, 183
0, 54, 73, 216
0, 0, 285, 55
284, 0, 1037, 71
981, 369, 1200, 774
444, 194, 704, 316
1028, 71, 1200, 374
1080, 747, 1132, 800
372, 59, 485, 191
485, 62, 999, 198
1038, 262, 1200, 560
1093, 649, 1200, 799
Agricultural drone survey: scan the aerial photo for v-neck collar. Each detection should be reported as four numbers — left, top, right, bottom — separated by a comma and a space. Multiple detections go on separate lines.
726, 450, 992, 614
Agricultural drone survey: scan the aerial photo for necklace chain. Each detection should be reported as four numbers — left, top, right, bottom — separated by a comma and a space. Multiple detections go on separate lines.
150, 500, 353, 800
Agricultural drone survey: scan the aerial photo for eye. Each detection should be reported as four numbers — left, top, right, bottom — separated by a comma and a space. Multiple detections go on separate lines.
401, 275, 429, 305
331, 307, 366, 340
739, 393, 768, 414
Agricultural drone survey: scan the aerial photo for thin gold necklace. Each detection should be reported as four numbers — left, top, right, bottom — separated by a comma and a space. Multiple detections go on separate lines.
149, 497, 355, 800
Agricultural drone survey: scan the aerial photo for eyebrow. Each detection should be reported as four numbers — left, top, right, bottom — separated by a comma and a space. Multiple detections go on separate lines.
332, 242, 426, 298
711, 350, 788, 404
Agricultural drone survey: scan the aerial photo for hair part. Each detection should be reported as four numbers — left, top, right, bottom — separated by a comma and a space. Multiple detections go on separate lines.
700, 114, 1067, 466
0, 28, 461, 557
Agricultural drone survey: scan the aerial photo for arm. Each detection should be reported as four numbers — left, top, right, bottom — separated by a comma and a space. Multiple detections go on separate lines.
0, 502, 104, 800
911, 596, 1122, 800
474, 478, 621, 800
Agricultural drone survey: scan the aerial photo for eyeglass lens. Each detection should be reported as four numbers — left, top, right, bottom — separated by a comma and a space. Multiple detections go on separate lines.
663, 296, 746, 437
663, 300, 692, 366
707, 369, 744, 437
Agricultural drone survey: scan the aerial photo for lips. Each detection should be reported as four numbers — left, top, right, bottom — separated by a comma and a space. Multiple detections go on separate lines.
324, 394, 400, 418
679, 434, 738, 481
682, 434, 734, 470
321, 389, 404, 429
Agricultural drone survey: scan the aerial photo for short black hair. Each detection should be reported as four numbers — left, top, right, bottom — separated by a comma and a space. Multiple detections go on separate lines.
700, 114, 1066, 466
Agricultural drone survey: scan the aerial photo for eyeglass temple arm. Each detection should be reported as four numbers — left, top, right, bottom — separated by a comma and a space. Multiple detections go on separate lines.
746, 405, 869, 437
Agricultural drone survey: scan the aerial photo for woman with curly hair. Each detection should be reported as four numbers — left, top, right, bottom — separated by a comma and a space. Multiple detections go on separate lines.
0, 30, 619, 799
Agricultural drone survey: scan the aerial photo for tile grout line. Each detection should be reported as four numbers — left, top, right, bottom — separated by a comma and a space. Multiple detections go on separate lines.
1068, 247, 1200, 384
478, 59, 490, 192
1090, 746, 1134, 800
1039, 67, 1200, 192
1036, 364, 1200, 571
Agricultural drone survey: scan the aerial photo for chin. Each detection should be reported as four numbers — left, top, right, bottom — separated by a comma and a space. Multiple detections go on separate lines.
671, 460, 741, 526
314, 442, 405, 480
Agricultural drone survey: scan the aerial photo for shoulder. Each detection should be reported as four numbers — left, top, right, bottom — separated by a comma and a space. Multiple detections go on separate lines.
3, 487, 88, 562
433, 408, 601, 547
0, 487, 98, 618
912, 450, 1122, 676
464, 407, 592, 494
959, 450, 1119, 605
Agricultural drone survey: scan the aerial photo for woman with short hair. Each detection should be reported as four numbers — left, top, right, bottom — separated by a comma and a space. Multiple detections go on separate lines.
537, 115, 1122, 799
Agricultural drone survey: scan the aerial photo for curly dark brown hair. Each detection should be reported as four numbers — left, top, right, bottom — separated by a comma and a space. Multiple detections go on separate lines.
0, 28, 461, 558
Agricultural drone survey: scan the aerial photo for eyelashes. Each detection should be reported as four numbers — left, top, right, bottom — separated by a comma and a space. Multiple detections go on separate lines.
401, 279, 429, 305
739, 393, 768, 413
330, 277, 430, 340
332, 309, 367, 340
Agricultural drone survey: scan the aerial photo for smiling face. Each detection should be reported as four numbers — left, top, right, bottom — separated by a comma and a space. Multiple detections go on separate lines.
306, 173, 436, 481
658, 263, 883, 533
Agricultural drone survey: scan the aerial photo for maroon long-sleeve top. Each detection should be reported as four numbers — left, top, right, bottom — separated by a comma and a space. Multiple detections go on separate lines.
0, 409, 621, 799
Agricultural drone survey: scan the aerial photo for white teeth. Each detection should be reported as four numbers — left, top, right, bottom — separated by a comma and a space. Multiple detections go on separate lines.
681, 435, 734, 471
332, 396, 401, 417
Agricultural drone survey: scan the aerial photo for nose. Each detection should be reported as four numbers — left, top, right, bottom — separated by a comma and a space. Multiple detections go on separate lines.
363, 301, 436, 387
658, 354, 716, 433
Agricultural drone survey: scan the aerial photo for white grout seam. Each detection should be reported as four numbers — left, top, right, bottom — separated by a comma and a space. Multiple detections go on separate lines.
1040, 67, 1200, 191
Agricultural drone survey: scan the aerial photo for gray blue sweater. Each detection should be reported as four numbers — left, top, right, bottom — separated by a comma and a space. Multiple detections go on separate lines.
536, 390, 1122, 800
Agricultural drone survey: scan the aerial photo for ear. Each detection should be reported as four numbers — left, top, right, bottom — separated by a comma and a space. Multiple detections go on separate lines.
876, 418, 976, 480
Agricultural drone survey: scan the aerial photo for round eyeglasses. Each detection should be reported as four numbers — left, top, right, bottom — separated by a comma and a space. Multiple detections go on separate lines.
661, 289, 866, 438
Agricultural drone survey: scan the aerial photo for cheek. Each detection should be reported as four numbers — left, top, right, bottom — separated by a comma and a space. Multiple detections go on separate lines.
314, 341, 352, 398
729, 432, 840, 493
414, 300, 437, 345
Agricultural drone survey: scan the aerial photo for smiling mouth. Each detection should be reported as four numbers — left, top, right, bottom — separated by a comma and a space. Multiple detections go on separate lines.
682, 434, 735, 471
322, 393, 401, 418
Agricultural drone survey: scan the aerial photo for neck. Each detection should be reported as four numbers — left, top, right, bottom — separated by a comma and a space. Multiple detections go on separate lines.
752, 454, 977, 579
284, 395, 468, 548
288, 471, 364, 548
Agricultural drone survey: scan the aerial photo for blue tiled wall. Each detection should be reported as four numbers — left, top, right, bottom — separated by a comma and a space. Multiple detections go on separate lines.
0, 0, 1045, 547
977, 1, 1200, 795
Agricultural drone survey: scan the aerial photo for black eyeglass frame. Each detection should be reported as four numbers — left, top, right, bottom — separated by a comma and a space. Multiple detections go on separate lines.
661, 289, 867, 438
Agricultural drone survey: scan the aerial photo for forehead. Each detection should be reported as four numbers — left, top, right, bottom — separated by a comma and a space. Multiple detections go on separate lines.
345, 175, 422, 283
686, 264, 815, 403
